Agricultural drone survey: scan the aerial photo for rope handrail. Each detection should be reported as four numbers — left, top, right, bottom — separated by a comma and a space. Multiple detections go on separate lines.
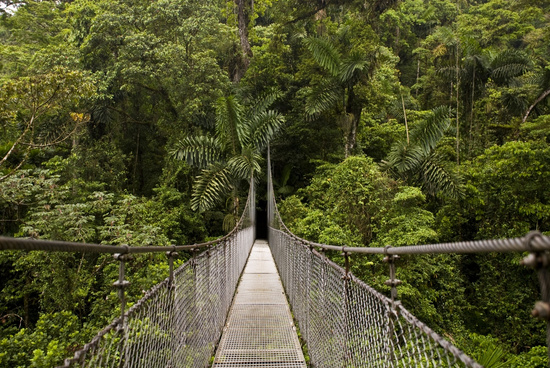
265, 147, 549, 367
0, 183, 253, 254
270, 186, 549, 255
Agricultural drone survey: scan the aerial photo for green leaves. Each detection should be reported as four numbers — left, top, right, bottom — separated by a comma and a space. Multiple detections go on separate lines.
303, 37, 341, 77
385, 106, 462, 199
191, 163, 232, 212
175, 93, 284, 213
171, 136, 223, 168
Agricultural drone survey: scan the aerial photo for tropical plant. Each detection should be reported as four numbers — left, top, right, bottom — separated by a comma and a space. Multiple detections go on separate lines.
172, 92, 284, 217
383, 105, 462, 198
303, 33, 380, 157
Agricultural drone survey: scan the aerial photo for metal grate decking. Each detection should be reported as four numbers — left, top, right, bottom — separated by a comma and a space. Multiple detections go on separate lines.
212, 240, 307, 368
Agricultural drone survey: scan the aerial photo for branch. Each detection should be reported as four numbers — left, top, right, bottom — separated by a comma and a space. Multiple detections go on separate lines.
0, 115, 34, 168
19, 115, 89, 148
522, 88, 550, 124
1, 313, 24, 328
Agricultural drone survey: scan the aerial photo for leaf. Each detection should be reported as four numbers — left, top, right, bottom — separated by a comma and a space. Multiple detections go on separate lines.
215, 95, 244, 155
303, 37, 342, 77
171, 136, 223, 168
246, 110, 285, 151
339, 50, 370, 83
305, 82, 342, 117
410, 106, 452, 152
191, 163, 233, 212
227, 148, 261, 180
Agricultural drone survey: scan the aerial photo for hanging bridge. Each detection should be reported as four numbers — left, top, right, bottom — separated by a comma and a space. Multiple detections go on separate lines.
2, 153, 550, 368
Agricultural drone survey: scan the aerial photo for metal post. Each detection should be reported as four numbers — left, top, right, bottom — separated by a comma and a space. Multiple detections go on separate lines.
520, 231, 550, 364
383, 246, 401, 367
383, 246, 401, 305
341, 251, 351, 364
166, 250, 178, 289
113, 250, 131, 329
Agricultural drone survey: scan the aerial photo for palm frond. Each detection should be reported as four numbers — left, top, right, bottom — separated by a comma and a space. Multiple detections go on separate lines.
248, 88, 283, 118
215, 95, 244, 155
437, 64, 462, 80
491, 50, 530, 86
305, 82, 342, 117
191, 163, 233, 212
419, 154, 463, 199
387, 142, 429, 173
304, 37, 342, 77
171, 136, 223, 168
410, 106, 452, 152
247, 110, 285, 151
227, 148, 262, 180
339, 50, 370, 83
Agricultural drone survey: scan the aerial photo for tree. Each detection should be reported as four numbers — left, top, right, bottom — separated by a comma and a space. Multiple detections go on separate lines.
0, 67, 95, 180
383, 106, 462, 198
303, 33, 381, 157
172, 92, 284, 216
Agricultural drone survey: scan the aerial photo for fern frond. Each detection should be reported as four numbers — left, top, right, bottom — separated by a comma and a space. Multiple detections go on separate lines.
304, 37, 342, 77
171, 136, 223, 168
191, 163, 233, 212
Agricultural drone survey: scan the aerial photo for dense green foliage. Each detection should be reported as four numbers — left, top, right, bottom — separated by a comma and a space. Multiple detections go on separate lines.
1, 0, 550, 366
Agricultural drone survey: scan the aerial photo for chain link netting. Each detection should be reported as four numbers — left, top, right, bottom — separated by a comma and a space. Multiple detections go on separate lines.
268, 228, 481, 368
266, 147, 481, 367
57, 184, 256, 368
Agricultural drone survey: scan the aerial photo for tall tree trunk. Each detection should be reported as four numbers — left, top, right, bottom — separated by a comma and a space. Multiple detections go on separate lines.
401, 93, 409, 144
469, 63, 475, 155
234, 0, 253, 82
455, 42, 460, 168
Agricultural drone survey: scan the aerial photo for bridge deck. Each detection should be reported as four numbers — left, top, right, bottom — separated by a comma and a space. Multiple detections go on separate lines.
212, 240, 306, 368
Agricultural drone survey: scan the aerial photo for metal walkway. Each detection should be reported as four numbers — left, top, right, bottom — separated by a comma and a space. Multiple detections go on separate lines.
212, 240, 307, 368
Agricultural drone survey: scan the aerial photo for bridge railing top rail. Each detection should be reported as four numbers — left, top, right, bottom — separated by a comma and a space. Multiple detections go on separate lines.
0, 180, 253, 254
278, 226, 550, 255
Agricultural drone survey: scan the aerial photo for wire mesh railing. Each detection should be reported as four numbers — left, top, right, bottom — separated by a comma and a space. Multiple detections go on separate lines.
268, 228, 480, 367
266, 148, 550, 367
0, 180, 256, 368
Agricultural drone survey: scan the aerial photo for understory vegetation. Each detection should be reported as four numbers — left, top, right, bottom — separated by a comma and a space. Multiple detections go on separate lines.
1, 0, 549, 366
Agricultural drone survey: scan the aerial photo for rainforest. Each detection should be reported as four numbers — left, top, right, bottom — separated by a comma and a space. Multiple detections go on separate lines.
1, 0, 550, 366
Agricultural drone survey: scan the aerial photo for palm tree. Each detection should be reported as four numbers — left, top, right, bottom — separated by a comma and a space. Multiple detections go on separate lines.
303, 36, 379, 157
172, 92, 284, 221
383, 106, 463, 199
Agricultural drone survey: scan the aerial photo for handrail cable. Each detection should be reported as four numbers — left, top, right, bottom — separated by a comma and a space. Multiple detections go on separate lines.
266, 146, 550, 367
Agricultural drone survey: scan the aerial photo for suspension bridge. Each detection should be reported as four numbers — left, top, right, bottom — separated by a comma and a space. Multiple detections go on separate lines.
1, 153, 550, 368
